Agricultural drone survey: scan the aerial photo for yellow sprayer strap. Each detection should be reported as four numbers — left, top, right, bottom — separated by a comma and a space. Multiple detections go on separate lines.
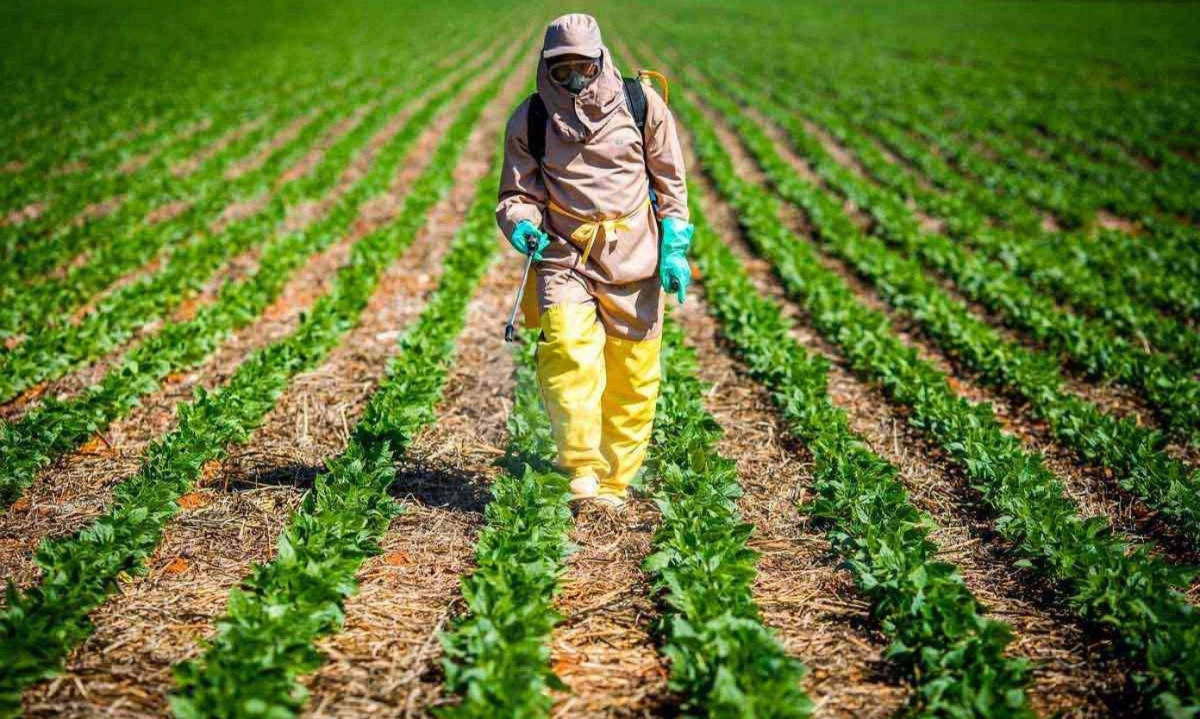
637, 70, 670, 105
549, 197, 652, 266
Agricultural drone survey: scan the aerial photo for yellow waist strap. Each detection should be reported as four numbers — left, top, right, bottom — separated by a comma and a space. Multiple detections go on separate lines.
548, 197, 652, 266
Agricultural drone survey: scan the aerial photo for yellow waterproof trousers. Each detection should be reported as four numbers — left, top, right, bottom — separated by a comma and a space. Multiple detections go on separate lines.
536, 303, 662, 497
600, 334, 662, 493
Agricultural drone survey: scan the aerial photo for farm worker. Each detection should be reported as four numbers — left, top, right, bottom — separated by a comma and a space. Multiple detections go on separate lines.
497, 13, 692, 506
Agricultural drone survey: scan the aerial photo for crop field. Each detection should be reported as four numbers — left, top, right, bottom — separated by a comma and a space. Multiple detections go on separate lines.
1, 0, 1198, 716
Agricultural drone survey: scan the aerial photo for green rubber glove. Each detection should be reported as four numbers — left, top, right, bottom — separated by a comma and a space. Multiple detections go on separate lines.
509, 219, 550, 261
659, 216, 694, 303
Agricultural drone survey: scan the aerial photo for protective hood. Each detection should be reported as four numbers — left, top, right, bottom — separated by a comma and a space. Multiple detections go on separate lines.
537, 14, 625, 144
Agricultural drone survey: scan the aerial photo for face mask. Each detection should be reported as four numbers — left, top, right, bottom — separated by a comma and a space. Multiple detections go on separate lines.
564, 72, 588, 94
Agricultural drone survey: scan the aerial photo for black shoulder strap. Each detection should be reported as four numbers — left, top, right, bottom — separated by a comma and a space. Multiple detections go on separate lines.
526, 92, 547, 164
622, 77, 648, 137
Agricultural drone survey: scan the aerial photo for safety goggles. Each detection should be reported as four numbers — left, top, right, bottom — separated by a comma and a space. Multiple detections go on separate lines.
548, 58, 601, 85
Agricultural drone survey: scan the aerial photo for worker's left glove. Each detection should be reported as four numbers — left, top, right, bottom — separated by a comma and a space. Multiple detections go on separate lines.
509, 219, 550, 261
659, 216, 694, 303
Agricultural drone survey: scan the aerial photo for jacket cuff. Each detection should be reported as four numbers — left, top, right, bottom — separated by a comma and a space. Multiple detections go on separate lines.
499, 205, 545, 238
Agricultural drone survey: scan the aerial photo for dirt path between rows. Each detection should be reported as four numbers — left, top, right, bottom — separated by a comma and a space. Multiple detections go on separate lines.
303, 243, 516, 719
668, 121, 909, 718
677, 82, 1134, 716
116, 119, 210, 176
171, 115, 268, 178
18, 52, 517, 719
547, 498, 667, 718
303, 67, 530, 716
225, 110, 320, 180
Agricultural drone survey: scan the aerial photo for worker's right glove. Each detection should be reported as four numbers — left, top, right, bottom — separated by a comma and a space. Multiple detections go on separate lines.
659, 216, 694, 303
509, 220, 550, 261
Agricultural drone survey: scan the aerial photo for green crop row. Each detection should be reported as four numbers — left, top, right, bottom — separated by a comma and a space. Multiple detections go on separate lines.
671, 79, 1200, 714
690, 69, 1200, 544
876, 92, 1187, 226
0, 40, 494, 507
0, 61, 374, 239
876, 105, 1200, 288
438, 334, 573, 717
715, 87, 1200, 447
2, 110, 219, 251
0, 74, 340, 297
171, 131, 507, 719
0, 83, 299, 262
0, 98, 213, 214
0, 34, 222, 201
787, 93, 1200, 369
798, 38, 1200, 230
0, 44, 491, 405
859, 106, 1200, 324
678, 189, 1034, 717
697, 3, 1195, 205
1002, 122, 1197, 221
683, 22, 1200, 307
619, 40, 1034, 717
0, 50, 507, 714
4, 38, 479, 271
0, 99, 355, 398
697, 47, 1200, 330
0, 1, 485, 212
0, 91, 341, 340
839, 100, 1200, 299
974, 114, 1195, 223
923, 89, 1196, 224
646, 320, 812, 717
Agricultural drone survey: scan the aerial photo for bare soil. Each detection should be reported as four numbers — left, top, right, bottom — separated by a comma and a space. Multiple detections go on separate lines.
4, 201, 46, 225
548, 498, 669, 718
226, 112, 319, 180
1095, 210, 1139, 234
305, 59, 531, 716
145, 199, 191, 225
73, 194, 127, 227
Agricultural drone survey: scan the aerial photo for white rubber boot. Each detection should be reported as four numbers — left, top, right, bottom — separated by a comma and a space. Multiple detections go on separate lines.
569, 474, 600, 502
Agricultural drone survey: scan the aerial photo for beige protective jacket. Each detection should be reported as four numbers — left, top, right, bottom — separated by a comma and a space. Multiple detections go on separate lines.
496, 44, 689, 287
